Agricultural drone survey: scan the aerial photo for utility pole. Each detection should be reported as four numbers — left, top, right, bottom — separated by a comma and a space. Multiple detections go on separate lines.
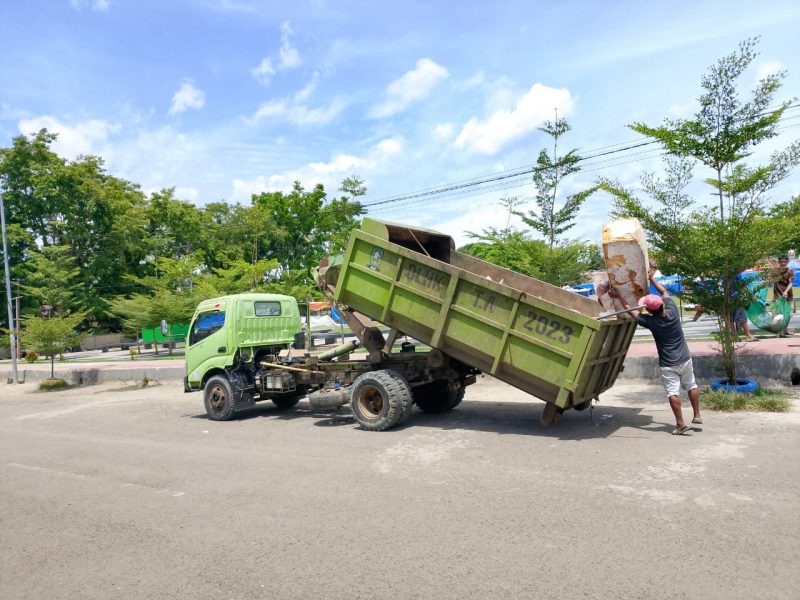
0, 193, 18, 383
15, 281, 21, 358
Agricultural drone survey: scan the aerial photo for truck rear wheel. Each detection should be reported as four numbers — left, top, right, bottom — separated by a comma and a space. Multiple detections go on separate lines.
351, 369, 412, 431
204, 375, 236, 421
271, 386, 307, 410
414, 379, 465, 413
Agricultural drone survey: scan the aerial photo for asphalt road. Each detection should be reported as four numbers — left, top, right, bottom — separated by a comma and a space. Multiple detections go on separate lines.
1, 378, 799, 599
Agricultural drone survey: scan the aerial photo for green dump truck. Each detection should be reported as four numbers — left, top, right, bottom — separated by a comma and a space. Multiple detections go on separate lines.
185, 218, 637, 430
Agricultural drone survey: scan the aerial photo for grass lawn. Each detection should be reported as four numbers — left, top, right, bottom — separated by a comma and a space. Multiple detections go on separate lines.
701, 387, 791, 412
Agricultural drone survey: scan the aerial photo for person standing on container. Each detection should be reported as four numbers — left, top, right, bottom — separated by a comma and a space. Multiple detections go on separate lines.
774, 256, 794, 337
608, 271, 701, 435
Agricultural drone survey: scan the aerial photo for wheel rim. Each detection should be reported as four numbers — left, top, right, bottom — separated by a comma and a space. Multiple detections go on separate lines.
208, 383, 228, 414
356, 385, 385, 420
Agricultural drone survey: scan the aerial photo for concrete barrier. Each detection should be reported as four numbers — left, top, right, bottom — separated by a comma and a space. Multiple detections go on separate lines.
3, 352, 798, 388
3, 366, 185, 385
619, 353, 800, 385
80, 334, 125, 351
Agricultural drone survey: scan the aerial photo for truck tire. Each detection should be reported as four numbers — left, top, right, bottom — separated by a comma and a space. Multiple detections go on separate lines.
350, 369, 412, 431
204, 375, 236, 421
271, 386, 307, 410
414, 379, 465, 414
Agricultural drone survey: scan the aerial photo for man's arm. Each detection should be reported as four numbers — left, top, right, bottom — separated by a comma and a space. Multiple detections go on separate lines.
785, 270, 795, 297
649, 270, 669, 298
608, 286, 640, 319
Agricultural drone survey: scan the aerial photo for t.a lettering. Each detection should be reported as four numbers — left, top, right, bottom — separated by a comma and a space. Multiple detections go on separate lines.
405, 263, 445, 293
473, 289, 496, 313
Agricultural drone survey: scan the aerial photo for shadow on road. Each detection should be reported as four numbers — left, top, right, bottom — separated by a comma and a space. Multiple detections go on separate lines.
406, 401, 664, 439
188, 399, 673, 439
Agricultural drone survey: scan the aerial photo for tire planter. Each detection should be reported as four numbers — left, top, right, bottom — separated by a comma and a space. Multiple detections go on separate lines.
709, 378, 759, 394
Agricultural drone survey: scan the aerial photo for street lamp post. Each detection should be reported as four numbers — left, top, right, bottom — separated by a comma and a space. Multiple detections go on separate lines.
0, 193, 18, 383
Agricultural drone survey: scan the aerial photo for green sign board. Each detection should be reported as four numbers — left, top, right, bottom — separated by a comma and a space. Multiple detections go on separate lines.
141, 323, 189, 343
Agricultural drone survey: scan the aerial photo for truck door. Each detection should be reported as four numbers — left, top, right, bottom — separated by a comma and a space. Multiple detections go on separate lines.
185, 309, 228, 384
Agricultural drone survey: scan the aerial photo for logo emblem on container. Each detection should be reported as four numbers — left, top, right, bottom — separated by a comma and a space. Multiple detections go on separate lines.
368, 247, 384, 271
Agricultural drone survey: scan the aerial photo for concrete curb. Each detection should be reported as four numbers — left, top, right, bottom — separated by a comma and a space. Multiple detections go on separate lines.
619, 353, 800, 384
3, 366, 185, 385
4, 353, 798, 387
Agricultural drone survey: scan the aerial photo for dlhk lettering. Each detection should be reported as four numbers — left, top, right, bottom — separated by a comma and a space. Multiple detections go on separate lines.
405, 263, 445, 294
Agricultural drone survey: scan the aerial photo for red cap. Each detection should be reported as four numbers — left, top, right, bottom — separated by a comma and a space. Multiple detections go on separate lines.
639, 294, 663, 311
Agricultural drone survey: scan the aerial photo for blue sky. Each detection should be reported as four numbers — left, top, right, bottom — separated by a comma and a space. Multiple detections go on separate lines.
1, 0, 799, 247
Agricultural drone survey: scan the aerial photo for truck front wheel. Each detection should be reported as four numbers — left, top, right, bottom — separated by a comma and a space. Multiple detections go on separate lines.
351, 370, 412, 431
204, 375, 236, 421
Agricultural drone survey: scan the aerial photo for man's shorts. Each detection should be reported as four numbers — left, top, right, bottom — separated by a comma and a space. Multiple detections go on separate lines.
659, 358, 698, 397
732, 307, 747, 325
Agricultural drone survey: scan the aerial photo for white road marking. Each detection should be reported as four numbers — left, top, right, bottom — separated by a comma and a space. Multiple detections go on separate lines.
13, 397, 133, 420
6, 462, 185, 497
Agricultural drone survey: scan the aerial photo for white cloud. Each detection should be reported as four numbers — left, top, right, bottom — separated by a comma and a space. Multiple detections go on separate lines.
756, 61, 785, 82
432, 123, 455, 141
666, 96, 696, 119
174, 186, 200, 202
308, 153, 371, 174
17, 115, 119, 158
69, 0, 110, 11
428, 199, 524, 248
250, 58, 275, 86
369, 58, 449, 119
250, 96, 347, 126
169, 80, 206, 115
454, 83, 575, 155
279, 21, 301, 69
250, 21, 301, 86
230, 136, 403, 202
374, 137, 404, 157
294, 72, 319, 102
458, 72, 485, 90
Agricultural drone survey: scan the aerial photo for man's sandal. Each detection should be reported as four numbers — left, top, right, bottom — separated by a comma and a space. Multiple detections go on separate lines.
672, 425, 690, 435
692, 417, 703, 424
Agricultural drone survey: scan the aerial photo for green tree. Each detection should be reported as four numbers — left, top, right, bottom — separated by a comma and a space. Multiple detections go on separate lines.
0, 129, 153, 326
145, 188, 205, 264
22, 245, 81, 315
110, 296, 154, 353
113, 254, 207, 355
253, 178, 364, 287
461, 229, 546, 279
22, 313, 87, 379
768, 195, 800, 254
211, 257, 280, 293
514, 114, 595, 283
600, 38, 800, 382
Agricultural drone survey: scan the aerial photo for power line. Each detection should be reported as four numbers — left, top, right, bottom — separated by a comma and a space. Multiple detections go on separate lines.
363, 107, 800, 213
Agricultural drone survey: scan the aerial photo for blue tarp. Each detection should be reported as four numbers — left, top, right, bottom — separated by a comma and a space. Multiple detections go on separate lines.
649, 275, 683, 296
649, 272, 773, 302
568, 283, 595, 297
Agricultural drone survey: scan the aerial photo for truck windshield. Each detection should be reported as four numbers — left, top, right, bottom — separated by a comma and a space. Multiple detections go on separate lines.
190, 311, 225, 345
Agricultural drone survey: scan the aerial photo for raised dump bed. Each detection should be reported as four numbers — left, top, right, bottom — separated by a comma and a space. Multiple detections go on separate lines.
333, 218, 637, 423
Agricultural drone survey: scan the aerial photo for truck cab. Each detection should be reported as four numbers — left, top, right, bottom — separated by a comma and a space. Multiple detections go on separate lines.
184, 293, 302, 392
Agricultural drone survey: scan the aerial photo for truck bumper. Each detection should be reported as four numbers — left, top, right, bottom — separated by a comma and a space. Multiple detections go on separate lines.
184, 376, 195, 393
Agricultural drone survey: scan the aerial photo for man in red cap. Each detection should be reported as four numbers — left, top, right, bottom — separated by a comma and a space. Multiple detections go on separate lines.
609, 272, 701, 435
